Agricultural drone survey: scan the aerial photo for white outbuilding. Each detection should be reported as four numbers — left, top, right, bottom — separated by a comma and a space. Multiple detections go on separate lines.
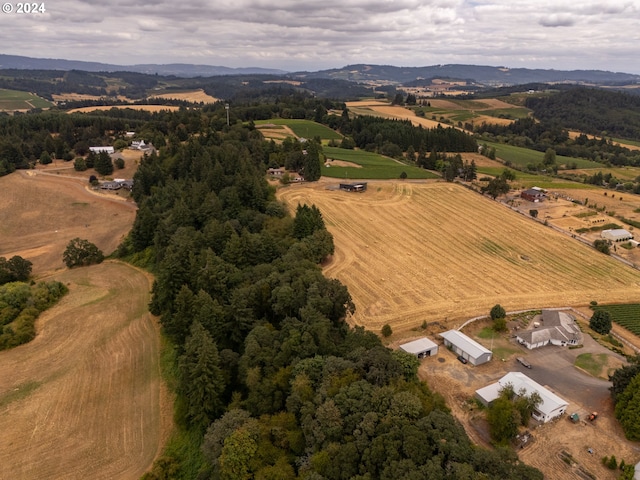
602, 229, 633, 242
475, 372, 568, 423
399, 337, 439, 359
89, 146, 115, 154
440, 330, 492, 366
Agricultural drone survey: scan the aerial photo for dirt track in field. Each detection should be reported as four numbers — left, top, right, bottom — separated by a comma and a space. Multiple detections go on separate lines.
0, 261, 168, 480
0, 170, 136, 277
277, 180, 640, 333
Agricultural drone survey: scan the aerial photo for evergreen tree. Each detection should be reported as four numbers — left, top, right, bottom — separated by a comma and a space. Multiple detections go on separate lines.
179, 321, 226, 431
303, 141, 322, 182
94, 151, 114, 175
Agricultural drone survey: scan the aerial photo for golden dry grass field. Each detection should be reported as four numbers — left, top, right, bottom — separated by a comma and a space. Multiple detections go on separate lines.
67, 105, 181, 114
0, 171, 136, 276
277, 180, 640, 333
150, 89, 218, 103
0, 261, 169, 480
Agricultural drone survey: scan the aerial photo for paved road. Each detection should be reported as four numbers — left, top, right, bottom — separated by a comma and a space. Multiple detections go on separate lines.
509, 333, 623, 414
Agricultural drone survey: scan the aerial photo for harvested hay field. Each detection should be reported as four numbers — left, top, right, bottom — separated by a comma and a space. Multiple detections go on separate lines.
150, 89, 218, 103
277, 181, 640, 332
0, 261, 168, 480
67, 105, 181, 113
0, 171, 136, 276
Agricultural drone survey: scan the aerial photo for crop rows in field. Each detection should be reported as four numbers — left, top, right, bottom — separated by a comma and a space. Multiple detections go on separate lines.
277, 181, 640, 332
593, 304, 640, 337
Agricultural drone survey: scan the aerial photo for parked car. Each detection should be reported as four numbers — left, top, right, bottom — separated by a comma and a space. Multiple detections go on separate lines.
457, 355, 468, 364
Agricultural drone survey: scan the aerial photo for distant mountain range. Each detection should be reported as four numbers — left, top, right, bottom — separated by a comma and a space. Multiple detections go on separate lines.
292, 64, 640, 86
2, 54, 640, 87
0, 54, 287, 77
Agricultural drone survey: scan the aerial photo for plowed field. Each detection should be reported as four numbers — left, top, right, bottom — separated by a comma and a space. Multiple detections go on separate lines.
0, 261, 168, 480
277, 181, 640, 332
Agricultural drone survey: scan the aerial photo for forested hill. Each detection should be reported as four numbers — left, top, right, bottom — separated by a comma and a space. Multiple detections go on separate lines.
110, 102, 542, 479
295, 64, 640, 86
525, 87, 640, 140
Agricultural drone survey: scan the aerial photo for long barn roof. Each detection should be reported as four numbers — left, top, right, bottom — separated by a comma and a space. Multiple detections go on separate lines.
440, 330, 491, 359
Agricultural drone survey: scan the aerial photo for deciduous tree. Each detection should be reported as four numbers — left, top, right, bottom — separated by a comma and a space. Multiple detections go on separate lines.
62, 238, 104, 268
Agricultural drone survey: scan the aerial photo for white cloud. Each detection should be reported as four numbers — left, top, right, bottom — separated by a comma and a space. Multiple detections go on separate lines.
0, 0, 638, 73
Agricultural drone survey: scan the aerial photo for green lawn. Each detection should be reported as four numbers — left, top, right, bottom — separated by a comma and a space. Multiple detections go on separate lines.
575, 353, 609, 377
0, 88, 52, 110
321, 146, 439, 180
255, 119, 342, 140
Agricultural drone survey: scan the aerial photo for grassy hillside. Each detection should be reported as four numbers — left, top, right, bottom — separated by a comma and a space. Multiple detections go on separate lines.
0, 89, 52, 110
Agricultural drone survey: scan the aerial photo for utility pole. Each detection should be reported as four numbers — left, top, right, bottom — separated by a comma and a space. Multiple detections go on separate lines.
225, 103, 229, 126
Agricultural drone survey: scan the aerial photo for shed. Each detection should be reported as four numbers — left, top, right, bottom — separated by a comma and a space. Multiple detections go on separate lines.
602, 229, 633, 242
399, 337, 438, 358
439, 330, 492, 366
475, 372, 568, 423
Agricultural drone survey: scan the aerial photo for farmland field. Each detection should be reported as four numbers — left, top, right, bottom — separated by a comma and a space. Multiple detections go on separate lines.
0, 88, 53, 110
277, 181, 640, 332
255, 119, 342, 141
0, 261, 168, 479
67, 105, 181, 113
482, 141, 602, 169
592, 304, 640, 337
322, 146, 438, 179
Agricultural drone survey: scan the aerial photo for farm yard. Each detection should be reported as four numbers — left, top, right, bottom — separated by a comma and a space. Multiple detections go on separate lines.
277, 180, 640, 333
0, 261, 168, 480
416, 321, 638, 480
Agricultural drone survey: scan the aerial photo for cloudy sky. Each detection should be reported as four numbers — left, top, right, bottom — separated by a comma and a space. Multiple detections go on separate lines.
1, 0, 639, 73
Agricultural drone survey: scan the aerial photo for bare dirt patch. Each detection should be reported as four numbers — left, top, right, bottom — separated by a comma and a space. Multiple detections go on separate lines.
256, 124, 297, 142
0, 261, 168, 480
0, 170, 136, 277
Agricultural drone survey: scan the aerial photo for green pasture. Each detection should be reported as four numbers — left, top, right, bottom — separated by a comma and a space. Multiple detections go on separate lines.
476, 166, 596, 190
321, 146, 438, 180
483, 141, 602, 169
480, 108, 531, 120
255, 119, 342, 141
0, 89, 52, 110
592, 304, 640, 337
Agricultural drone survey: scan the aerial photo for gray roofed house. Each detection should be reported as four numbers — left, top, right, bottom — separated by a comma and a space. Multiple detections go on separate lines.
440, 330, 492, 366
399, 337, 438, 358
516, 310, 582, 350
